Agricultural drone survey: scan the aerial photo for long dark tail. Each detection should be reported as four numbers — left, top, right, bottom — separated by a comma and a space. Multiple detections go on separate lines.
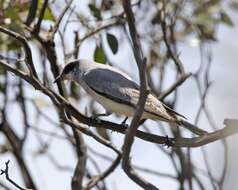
176, 119, 208, 136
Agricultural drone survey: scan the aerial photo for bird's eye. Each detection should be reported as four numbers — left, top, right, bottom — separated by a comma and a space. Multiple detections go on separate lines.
63, 62, 78, 75
64, 65, 73, 74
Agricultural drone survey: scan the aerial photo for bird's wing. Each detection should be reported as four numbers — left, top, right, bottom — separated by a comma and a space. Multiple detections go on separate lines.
162, 103, 187, 119
82, 68, 176, 121
82, 68, 139, 105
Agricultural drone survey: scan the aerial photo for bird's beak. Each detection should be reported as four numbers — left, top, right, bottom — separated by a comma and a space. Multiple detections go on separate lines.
53, 73, 63, 83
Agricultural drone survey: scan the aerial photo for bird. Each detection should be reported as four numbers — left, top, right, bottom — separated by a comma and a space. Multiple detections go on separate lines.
54, 59, 185, 124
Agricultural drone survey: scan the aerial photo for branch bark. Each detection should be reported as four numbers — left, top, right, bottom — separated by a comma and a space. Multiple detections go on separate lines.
1, 58, 238, 150
122, 1, 159, 189
0, 26, 38, 79
0, 160, 28, 190
0, 121, 37, 189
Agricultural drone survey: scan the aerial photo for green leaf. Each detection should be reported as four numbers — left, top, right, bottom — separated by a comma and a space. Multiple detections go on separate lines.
195, 12, 215, 26
0, 26, 22, 51
230, 1, 238, 11
151, 11, 161, 25
94, 46, 106, 64
44, 7, 55, 21
106, 33, 118, 54
0, 66, 6, 75
220, 11, 233, 26
70, 82, 80, 100
0, 83, 5, 92
37, 0, 55, 21
88, 4, 101, 20
7, 40, 22, 51
4, 6, 21, 21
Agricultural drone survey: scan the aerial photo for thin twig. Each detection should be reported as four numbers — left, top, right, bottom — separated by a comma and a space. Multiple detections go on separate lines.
1, 60, 238, 148
33, 0, 48, 34
67, 18, 123, 58
0, 26, 38, 79
83, 155, 121, 190
0, 160, 28, 190
50, 0, 74, 39
159, 73, 192, 100
160, 0, 185, 75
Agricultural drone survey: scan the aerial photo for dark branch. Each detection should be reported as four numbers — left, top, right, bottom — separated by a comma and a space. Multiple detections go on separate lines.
0, 26, 39, 79
0, 60, 238, 148
50, 0, 74, 39
0, 160, 28, 190
33, 0, 49, 34
160, 0, 185, 75
83, 155, 121, 190
122, 1, 159, 190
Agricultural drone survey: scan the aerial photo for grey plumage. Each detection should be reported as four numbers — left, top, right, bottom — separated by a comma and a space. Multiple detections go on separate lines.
54, 59, 185, 123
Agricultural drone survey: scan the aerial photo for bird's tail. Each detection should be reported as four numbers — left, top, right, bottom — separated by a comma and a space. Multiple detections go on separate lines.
176, 119, 208, 136
161, 104, 207, 135
162, 103, 187, 119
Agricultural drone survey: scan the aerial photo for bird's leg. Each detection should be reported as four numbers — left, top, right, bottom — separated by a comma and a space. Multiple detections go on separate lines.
163, 135, 173, 148
91, 111, 111, 121
121, 116, 128, 126
138, 119, 147, 126
121, 118, 146, 127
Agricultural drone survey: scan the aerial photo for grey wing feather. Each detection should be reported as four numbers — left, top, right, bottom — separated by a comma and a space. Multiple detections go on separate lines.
162, 103, 187, 119
83, 67, 180, 121
82, 68, 139, 106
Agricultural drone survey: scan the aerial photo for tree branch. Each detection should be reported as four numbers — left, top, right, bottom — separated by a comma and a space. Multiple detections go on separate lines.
33, 0, 49, 34
122, 1, 159, 190
0, 160, 28, 190
160, 0, 185, 75
0, 26, 38, 79
50, 0, 74, 39
83, 155, 121, 190
0, 59, 238, 150
0, 121, 37, 189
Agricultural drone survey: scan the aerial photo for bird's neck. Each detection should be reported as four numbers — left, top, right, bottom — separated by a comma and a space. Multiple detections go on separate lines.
71, 73, 84, 85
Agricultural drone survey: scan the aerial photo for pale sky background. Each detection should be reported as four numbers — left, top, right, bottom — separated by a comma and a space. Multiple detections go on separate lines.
0, 2, 238, 190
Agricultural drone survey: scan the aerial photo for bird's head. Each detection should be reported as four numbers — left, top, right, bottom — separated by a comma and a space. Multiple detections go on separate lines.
54, 61, 80, 83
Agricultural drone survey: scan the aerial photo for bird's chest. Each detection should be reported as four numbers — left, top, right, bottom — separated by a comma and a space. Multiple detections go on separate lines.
78, 80, 134, 116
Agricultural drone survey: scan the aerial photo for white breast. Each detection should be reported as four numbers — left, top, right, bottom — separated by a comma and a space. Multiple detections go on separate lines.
77, 79, 160, 120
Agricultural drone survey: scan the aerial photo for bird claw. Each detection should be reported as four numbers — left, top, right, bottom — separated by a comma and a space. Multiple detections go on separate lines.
91, 115, 102, 123
121, 122, 129, 128
121, 116, 128, 127
163, 135, 173, 148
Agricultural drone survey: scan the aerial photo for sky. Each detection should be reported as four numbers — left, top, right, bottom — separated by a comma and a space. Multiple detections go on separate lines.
0, 2, 238, 190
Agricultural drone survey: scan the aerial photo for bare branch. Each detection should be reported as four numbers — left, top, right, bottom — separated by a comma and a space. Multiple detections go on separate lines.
71, 133, 87, 190
33, 0, 48, 34
0, 116, 37, 189
0, 160, 28, 190
25, 0, 38, 26
1, 60, 238, 148
50, 0, 74, 39
67, 18, 123, 58
122, 1, 159, 190
159, 73, 192, 100
0, 26, 38, 79
160, 0, 185, 75
83, 155, 121, 190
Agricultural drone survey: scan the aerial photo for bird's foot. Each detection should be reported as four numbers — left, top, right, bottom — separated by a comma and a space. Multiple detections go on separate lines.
121, 117, 128, 127
91, 112, 111, 123
91, 115, 101, 124
163, 135, 173, 148
138, 119, 147, 126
